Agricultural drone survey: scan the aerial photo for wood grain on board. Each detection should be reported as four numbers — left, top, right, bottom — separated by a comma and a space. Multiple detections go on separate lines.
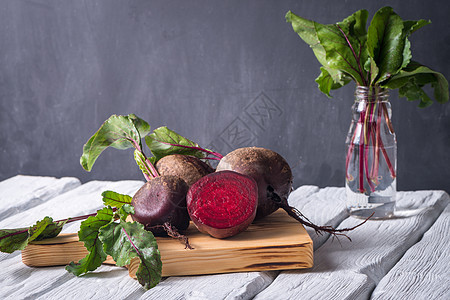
22, 210, 313, 277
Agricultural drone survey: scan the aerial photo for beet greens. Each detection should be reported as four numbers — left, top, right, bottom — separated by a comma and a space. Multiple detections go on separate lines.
0, 190, 163, 290
286, 7, 448, 195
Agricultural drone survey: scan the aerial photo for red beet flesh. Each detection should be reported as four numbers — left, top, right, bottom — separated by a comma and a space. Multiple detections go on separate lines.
187, 170, 258, 238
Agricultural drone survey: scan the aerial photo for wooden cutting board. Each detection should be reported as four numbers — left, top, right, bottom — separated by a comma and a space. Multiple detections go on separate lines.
22, 210, 313, 277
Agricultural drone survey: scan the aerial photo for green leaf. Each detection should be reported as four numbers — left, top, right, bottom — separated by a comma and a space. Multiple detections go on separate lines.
399, 19, 430, 71
101, 190, 132, 209
366, 58, 380, 85
30, 217, 66, 241
401, 38, 412, 70
383, 61, 449, 106
0, 228, 29, 253
367, 7, 405, 84
117, 204, 135, 221
99, 221, 162, 290
313, 24, 362, 84
0, 217, 66, 253
315, 67, 351, 97
128, 114, 151, 138
80, 114, 150, 171
145, 126, 206, 162
286, 10, 369, 85
285, 11, 329, 68
403, 19, 431, 35
399, 81, 433, 107
342, 8, 369, 41
66, 207, 114, 276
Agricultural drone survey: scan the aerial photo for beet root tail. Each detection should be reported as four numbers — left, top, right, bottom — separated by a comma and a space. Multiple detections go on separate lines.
147, 222, 193, 249
163, 222, 193, 249
268, 188, 372, 241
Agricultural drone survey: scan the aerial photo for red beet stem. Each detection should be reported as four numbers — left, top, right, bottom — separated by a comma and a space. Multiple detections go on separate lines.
0, 209, 119, 242
122, 227, 143, 256
379, 136, 396, 179
0, 228, 29, 240
358, 109, 366, 193
345, 123, 358, 180
156, 141, 224, 159
346, 95, 396, 194
144, 157, 160, 179
55, 208, 117, 224
364, 103, 376, 192
133, 142, 159, 180
381, 103, 396, 178
336, 25, 367, 86
370, 104, 382, 183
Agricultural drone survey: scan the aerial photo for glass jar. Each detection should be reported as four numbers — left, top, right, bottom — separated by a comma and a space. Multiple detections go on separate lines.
345, 86, 397, 219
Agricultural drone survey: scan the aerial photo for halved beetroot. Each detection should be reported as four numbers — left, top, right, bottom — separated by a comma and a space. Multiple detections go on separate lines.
187, 170, 258, 238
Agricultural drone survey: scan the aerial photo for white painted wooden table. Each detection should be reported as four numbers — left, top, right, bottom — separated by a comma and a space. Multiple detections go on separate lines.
0, 175, 449, 300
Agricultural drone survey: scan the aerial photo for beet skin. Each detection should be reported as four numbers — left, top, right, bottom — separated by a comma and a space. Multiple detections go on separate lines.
216, 147, 293, 219
187, 170, 258, 239
156, 154, 214, 186
131, 175, 190, 235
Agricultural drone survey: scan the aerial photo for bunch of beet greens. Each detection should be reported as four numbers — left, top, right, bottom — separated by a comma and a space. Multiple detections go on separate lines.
286, 7, 448, 194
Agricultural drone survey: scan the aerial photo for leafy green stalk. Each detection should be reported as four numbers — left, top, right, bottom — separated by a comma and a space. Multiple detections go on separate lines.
286, 6, 448, 196
80, 114, 158, 180
65, 206, 114, 275
286, 9, 370, 90
65, 190, 162, 289
0, 191, 132, 255
383, 61, 449, 107
80, 115, 220, 180
99, 220, 162, 289
101, 190, 133, 209
66, 191, 132, 275
1, 189, 162, 290
0, 217, 67, 253
285, 7, 448, 105
0, 228, 31, 253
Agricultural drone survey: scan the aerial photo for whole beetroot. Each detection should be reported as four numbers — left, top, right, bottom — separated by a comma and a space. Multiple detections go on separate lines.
156, 154, 214, 187
131, 175, 190, 236
216, 147, 293, 219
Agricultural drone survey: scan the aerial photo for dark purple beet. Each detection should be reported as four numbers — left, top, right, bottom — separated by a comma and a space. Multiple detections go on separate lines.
187, 170, 258, 239
216, 147, 293, 219
131, 175, 190, 235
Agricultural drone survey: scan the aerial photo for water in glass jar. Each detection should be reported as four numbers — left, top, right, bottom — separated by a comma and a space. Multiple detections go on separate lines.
345, 145, 397, 219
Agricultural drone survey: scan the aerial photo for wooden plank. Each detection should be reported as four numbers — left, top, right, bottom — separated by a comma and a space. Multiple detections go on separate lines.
22, 210, 313, 276
371, 203, 450, 300
0, 175, 81, 222
253, 190, 450, 300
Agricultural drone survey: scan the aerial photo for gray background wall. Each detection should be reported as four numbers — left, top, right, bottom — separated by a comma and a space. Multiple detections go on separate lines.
1, 0, 449, 193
